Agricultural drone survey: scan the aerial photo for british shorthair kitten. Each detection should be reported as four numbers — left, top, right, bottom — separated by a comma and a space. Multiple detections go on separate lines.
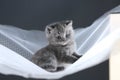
31, 20, 81, 72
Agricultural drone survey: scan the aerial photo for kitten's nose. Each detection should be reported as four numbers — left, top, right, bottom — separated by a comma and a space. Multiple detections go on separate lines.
57, 36, 66, 41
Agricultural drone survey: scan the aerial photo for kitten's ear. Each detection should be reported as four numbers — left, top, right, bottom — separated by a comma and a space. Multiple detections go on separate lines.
46, 26, 52, 34
50, 25, 56, 28
65, 20, 73, 26
46, 25, 56, 34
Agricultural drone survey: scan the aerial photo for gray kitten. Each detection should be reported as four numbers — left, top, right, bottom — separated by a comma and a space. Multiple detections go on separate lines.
31, 20, 81, 72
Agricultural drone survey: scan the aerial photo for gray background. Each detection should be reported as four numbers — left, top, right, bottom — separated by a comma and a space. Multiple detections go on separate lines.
0, 0, 119, 80
0, 0, 119, 30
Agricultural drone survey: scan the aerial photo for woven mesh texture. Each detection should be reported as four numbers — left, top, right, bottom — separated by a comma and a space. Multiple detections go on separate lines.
0, 33, 32, 60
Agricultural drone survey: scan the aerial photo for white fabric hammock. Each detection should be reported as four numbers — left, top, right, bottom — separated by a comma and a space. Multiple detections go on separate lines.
0, 5, 120, 79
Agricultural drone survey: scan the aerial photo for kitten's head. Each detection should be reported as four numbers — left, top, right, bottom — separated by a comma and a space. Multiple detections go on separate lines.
45, 20, 74, 45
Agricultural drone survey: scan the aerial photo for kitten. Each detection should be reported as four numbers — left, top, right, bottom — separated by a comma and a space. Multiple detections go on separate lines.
31, 20, 81, 72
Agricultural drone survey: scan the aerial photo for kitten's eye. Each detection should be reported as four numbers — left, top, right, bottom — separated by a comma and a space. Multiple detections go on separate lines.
66, 34, 70, 38
56, 36, 61, 40
58, 32, 60, 34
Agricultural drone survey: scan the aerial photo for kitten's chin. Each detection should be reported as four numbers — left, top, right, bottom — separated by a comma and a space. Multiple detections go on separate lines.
50, 41, 68, 46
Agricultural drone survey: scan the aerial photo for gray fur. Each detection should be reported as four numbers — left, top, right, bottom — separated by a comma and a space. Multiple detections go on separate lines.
31, 20, 81, 72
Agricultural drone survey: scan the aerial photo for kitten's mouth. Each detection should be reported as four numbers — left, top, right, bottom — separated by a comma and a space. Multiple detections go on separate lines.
57, 41, 68, 46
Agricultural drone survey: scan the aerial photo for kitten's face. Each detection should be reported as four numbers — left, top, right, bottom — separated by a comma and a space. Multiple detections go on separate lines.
45, 20, 74, 45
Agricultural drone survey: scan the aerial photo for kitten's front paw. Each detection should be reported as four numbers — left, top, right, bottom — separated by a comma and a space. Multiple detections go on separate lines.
56, 66, 64, 71
42, 65, 57, 72
73, 52, 82, 59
